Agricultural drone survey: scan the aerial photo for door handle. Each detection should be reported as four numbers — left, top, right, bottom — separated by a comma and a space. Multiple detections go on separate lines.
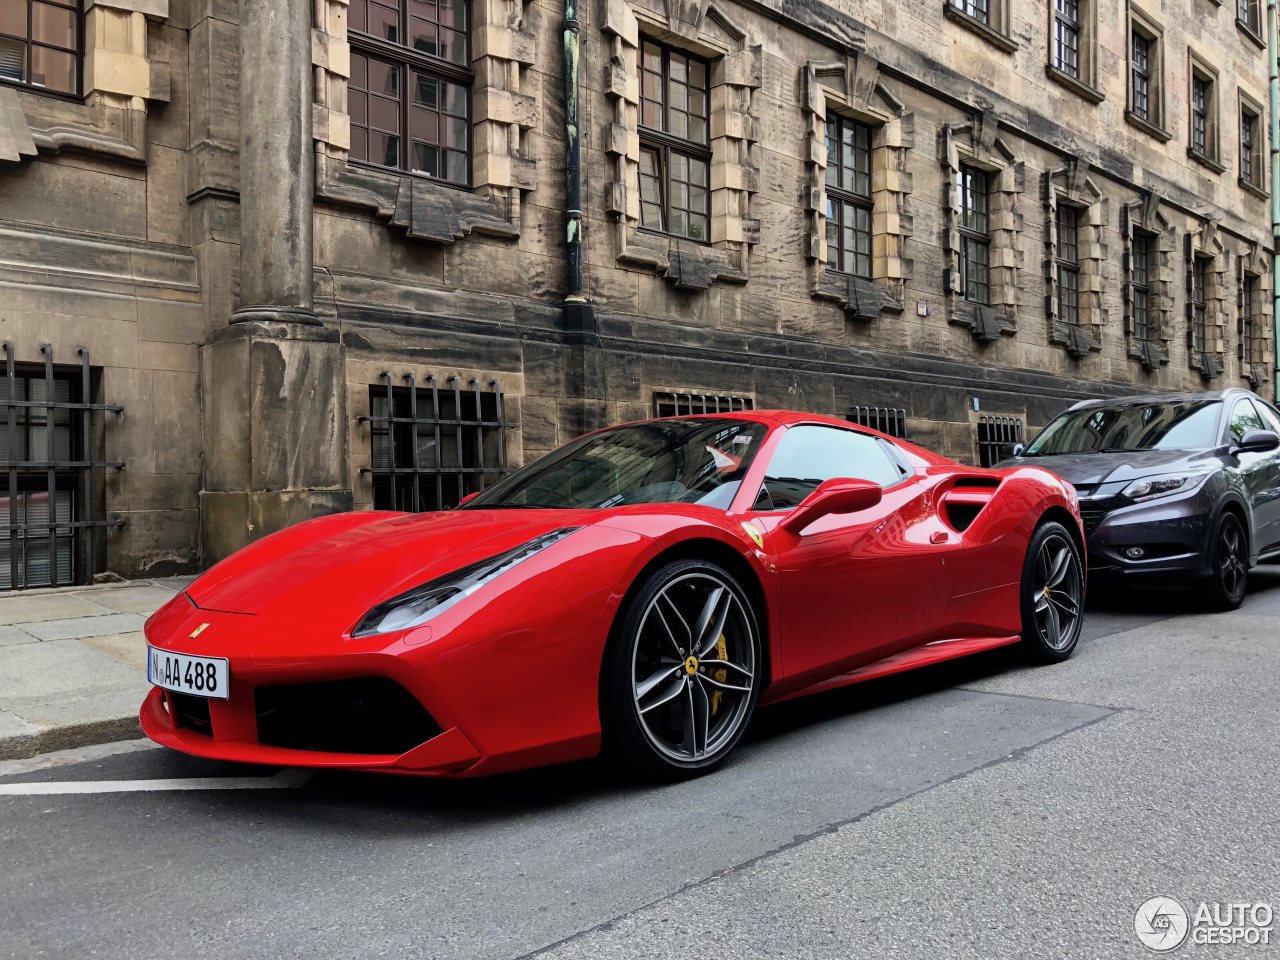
930, 531, 950, 545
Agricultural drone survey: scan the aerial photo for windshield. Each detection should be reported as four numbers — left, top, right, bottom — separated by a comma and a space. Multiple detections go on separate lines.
1025, 400, 1222, 455
461, 419, 769, 510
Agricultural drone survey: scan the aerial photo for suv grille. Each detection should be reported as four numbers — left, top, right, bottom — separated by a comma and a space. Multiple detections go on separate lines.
255, 677, 442, 755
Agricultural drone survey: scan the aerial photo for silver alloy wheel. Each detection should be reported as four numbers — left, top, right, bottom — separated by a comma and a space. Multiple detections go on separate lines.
1032, 533, 1083, 652
1220, 517, 1247, 600
631, 572, 757, 763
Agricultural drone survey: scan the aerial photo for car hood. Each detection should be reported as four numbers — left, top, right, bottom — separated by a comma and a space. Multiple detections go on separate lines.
997, 448, 1210, 488
185, 508, 611, 624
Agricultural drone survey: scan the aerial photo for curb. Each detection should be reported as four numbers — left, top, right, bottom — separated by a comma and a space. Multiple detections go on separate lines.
0, 715, 143, 762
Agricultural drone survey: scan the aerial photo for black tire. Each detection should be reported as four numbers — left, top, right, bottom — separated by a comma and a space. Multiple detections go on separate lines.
1019, 520, 1085, 663
1203, 510, 1248, 611
600, 558, 763, 781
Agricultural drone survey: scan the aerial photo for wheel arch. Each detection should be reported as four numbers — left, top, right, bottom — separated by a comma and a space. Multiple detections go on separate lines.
1038, 505, 1086, 564
603, 537, 774, 692
1215, 495, 1253, 560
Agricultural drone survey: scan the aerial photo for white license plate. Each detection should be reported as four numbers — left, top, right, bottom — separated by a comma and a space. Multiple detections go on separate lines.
148, 647, 230, 700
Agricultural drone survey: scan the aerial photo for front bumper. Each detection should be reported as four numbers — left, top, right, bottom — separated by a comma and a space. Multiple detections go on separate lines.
1081, 484, 1216, 579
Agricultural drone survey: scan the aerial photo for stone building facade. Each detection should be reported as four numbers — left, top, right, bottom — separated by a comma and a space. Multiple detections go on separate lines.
0, 0, 1274, 586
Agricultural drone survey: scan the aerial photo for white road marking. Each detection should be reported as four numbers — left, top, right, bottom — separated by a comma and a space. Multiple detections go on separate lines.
0, 768, 313, 796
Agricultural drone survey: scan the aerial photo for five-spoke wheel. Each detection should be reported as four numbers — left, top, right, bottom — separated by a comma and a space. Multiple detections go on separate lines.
602, 559, 761, 778
1205, 511, 1248, 611
1020, 521, 1085, 662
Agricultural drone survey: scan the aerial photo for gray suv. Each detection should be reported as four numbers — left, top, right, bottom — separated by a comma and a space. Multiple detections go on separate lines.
999, 389, 1280, 609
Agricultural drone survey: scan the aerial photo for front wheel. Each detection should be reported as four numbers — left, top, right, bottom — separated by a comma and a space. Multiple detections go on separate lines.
1203, 511, 1248, 611
600, 558, 762, 780
1019, 521, 1085, 663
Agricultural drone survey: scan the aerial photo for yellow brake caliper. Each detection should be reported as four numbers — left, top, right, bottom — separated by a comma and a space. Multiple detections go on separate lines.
709, 634, 729, 716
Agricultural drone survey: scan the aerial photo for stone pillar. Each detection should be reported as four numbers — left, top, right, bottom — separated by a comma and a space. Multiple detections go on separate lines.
198, 0, 351, 564
233, 0, 318, 323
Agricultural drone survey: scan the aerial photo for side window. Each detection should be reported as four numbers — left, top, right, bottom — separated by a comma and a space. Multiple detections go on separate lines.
1249, 400, 1280, 436
757, 426, 903, 511
1228, 399, 1266, 445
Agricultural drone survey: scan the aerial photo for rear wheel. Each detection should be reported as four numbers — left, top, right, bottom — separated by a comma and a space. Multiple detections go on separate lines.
1019, 521, 1085, 663
600, 558, 762, 780
1203, 511, 1248, 611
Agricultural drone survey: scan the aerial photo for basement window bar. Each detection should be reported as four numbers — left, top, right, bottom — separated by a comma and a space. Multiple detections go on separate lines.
976, 415, 1024, 468
846, 406, 909, 439
361, 374, 513, 512
1, 343, 124, 591
652, 393, 754, 418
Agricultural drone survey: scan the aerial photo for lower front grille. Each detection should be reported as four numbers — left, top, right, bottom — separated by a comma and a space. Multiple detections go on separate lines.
254, 677, 442, 755
168, 692, 212, 736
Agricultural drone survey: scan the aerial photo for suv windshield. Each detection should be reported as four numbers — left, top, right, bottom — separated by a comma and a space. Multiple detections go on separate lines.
461, 419, 769, 510
1024, 400, 1222, 455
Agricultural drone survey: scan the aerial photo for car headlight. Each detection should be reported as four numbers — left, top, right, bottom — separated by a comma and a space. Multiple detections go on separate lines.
351, 527, 581, 638
1121, 473, 1209, 503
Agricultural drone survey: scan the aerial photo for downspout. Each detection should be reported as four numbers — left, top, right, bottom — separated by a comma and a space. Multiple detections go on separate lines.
1270, 0, 1280, 400
563, 0, 586, 303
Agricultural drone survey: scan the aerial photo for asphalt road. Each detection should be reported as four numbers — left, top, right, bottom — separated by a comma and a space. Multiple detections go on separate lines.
2, 570, 1278, 960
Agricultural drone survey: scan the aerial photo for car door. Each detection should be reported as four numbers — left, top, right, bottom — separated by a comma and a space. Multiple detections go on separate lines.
747, 424, 947, 686
1248, 399, 1280, 553
1226, 398, 1272, 551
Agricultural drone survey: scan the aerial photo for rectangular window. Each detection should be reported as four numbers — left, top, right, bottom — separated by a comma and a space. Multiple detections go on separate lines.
1240, 106, 1262, 187
952, 0, 990, 25
0, 0, 80, 97
847, 406, 910, 439
1191, 74, 1212, 158
976, 415, 1024, 468
347, 0, 472, 186
1240, 271, 1257, 365
1238, 0, 1261, 34
1131, 230, 1154, 341
825, 115, 873, 279
1190, 256, 1209, 354
1056, 204, 1081, 326
653, 392, 754, 418
1054, 0, 1081, 78
958, 165, 990, 305
638, 38, 711, 242
366, 377, 510, 512
1130, 32, 1151, 122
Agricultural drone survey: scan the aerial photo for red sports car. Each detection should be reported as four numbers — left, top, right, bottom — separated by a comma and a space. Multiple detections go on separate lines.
141, 411, 1085, 779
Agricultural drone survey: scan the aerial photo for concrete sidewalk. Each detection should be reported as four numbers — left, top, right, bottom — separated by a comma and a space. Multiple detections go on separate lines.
0, 579, 192, 759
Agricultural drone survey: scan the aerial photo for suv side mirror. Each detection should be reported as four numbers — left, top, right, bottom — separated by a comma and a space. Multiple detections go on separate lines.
1007, 443, 1026, 459
780, 478, 883, 535
1235, 429, 1280, 455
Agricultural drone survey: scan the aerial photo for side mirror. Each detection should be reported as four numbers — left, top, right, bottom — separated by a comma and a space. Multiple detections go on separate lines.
1235, 429, 1280, 455
780, 477, 883, 535
1008, 443, 1026, 459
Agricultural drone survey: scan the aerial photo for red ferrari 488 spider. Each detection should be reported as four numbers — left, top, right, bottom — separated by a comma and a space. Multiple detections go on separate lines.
141, 411, 1085, 779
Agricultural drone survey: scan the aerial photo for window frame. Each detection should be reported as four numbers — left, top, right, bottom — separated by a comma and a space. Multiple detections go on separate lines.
637, 37, 713, 244
824, 113, 874, 280
753, 423, 911, 512
346, 0, 475, 189
0, 0, 84, 102
1053, 0, 1082, 79
1055, 203, 1082, 326
1129, 30, 1152, 123
1187, 56, 1222, 168
1239, 269, 1258, 366
1130, 229, 1156, 342
1190, 255, 1209, 354
1236, 0, 1262, 40
957, 164, 991, 306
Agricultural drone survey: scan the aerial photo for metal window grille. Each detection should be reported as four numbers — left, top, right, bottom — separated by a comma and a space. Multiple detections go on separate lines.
846, 406, 910, 439
1130, 31, 1150, 121
652, 393, 753, 418
976, 415, 1024, 468
1, 343, 123, 591
360, 374, 513, 512
1054, 0, 1081, 78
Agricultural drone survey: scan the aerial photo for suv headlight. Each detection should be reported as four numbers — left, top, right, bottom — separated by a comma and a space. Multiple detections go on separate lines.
351, 528, 581, 638
1121, 473, 1210, 503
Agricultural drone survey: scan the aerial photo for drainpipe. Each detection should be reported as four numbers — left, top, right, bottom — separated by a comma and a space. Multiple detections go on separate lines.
563, 0, 586, 303
1270, 0, 1280, 400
